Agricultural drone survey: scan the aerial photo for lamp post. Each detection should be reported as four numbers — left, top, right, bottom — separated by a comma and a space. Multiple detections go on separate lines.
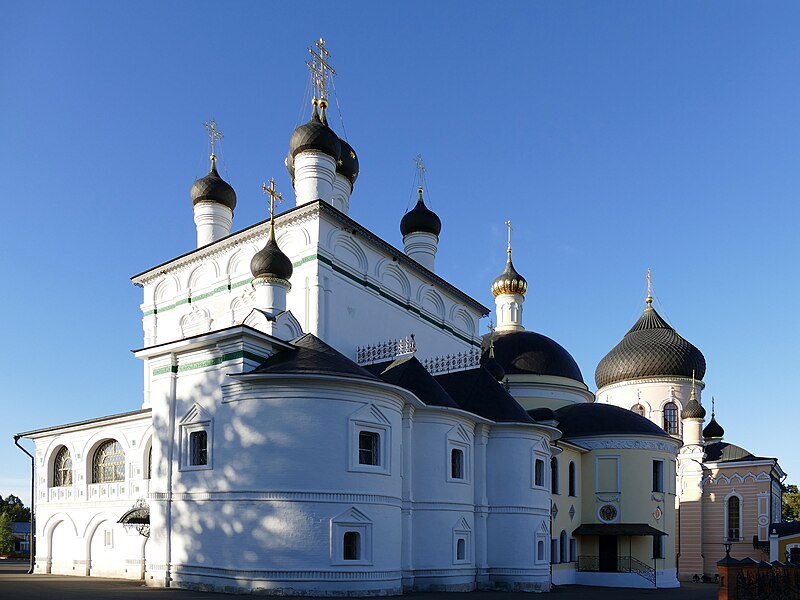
723, 541, 732, 558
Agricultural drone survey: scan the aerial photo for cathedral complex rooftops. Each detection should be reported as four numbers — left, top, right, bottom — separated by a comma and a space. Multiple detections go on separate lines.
595, 298, 706, 390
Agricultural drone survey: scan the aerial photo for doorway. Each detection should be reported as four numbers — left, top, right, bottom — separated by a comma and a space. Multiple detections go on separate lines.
599, 535, 617, 572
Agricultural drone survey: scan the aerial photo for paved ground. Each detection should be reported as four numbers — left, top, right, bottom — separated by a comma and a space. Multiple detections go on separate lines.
0, 561, 719, 600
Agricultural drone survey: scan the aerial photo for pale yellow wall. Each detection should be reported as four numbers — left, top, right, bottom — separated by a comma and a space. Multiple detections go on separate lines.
551, 447, 583, 565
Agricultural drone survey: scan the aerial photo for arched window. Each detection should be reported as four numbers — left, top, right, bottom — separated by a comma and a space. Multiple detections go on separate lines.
92, 440, 125, 483
343, 531, 360, 560
551, 457, 559, 494
146, 446, 152, 480
727, 496, 741, 541
632, 403, 646, 417
568, 461, 576, 496
456, 537, 466, 561
53, 446, 72, 487
560, 530, 568, 563
663, 402, 679, 434
537, 539, 545, 561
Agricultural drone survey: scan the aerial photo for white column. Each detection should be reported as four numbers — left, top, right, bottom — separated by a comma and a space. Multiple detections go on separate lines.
193, 202, 233, 247
293, 151, 336, 207
403, 232, 438, 272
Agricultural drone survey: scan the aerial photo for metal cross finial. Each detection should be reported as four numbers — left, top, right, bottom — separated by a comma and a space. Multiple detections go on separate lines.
646, 267, 653, 307
711, 396, 716, 418
505, 220, 513, 254
488, 319, 495, 335
261, 177, 284, 221
307, 37, 336, 101
690, 369, 697, 401
204, 119, 224, 159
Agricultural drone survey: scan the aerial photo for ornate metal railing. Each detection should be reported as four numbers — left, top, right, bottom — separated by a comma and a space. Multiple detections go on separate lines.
421, 349, 481, 375
577, 555, 655, 585
356, 335, 416, 365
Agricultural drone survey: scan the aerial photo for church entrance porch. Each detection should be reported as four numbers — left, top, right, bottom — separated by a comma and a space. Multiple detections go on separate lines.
598, 535, 617, 572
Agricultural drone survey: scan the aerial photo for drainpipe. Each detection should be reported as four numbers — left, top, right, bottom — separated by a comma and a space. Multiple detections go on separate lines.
13, 435, 35, 575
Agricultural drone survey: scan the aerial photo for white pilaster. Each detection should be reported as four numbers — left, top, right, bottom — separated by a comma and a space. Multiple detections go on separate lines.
332, 173, 351, 215
252, 278, 290, 317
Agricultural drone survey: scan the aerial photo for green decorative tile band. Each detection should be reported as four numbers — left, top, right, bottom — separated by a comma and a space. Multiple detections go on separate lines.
152, 350, 266, 376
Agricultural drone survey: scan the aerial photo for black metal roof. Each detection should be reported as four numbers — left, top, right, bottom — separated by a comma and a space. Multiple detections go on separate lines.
572, 523, 666, 537
554, 402, 671, 439
363, 355, 459, 408
703, 416, 725, 439
248, 334, 379, 382
770, 522, 800, 537
250, 228, 293, 281
704, 441, 773, 463
435, 368, 535, 424
595, 305, 706, 390
482, 330, 584, 382
190, 159, 237, 210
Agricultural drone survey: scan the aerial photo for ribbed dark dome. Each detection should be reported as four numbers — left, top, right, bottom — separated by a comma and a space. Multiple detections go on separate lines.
482, 330, 584, 382
250, 226, 293, 282
682, 397, 706, 419
285, 149, 295, 181
555, 403, 671, 439
289, 107, 341, 161
190, 158, 237, 210
337, 138, 359, 186
703, 416, 725, 439
400, 189, 442, 237
595, 304, 706, 390
491, 252, 527, 297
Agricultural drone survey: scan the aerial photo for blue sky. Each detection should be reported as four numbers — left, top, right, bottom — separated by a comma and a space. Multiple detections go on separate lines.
3, 1, 799, 504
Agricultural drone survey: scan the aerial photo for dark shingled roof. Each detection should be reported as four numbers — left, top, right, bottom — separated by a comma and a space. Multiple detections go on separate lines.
555, 403, 671, 439
482, 330, 584, 382
249, 334, 379, 382
595, 305, 706, 390
704, 441, 773, 464
436, 368, 535, 424
190, 159, 237, 210
400, 191, 442, 237
363, 356, 459, 408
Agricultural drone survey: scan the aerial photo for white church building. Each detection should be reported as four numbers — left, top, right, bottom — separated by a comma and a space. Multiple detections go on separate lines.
18, 40, 781, 595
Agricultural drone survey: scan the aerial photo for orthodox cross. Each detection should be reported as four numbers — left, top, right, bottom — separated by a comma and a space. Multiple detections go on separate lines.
262, 178, 284, 221
414, 154, 426, 186
204, 119, 223, 159
307, 37, 336, 100
487, 319, 496, 356
505, 220, 513, 253
646, 267, 653, 306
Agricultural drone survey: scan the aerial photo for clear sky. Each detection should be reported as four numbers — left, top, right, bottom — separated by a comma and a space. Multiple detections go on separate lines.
3, 1, 799, 505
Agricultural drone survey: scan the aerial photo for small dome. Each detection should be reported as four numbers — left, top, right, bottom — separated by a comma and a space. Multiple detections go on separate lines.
400, 188, 442, 237
190, 157, 237, 210
703, 416, 725, 439
250, 224, 293, 283
682, 398, 706, 419
288, 105, 341, 161
337, 138, 359, 186
595, 303, 706, 390
482, 330, 584, 382
491, 251, 527, 297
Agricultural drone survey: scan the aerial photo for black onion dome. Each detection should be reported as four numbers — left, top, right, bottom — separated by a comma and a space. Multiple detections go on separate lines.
703, 416, 725, 439
482, 330, 584, 382
285, 149, 295, 181
400, 189, 442, 237
491, 252, 527, 297
682, 397, 706, 419
289, 107, 341, 161
250, 225, 293, 282
337, 138, 359, 186
190, 158, 237, 210
595, 304, 706, 390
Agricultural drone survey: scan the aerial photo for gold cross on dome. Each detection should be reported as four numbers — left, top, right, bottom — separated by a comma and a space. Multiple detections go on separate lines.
646, 267, 653, 306
261, 178, 284, 221
306, 37, 336, 100
505, 220, 513, 253
203, 119, 224, 159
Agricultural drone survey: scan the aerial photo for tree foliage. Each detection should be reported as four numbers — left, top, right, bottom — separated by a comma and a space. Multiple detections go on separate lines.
0, 512, 15, 555
783, 484, 800, 522
0, 495, 31, 522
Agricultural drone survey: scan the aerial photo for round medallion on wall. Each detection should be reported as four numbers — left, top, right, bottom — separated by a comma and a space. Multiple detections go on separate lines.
598, 504, 618, 522
654, 506, 663, 520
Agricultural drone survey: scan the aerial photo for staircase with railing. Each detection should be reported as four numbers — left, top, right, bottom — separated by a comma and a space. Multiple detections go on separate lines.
577, 555, 656, 586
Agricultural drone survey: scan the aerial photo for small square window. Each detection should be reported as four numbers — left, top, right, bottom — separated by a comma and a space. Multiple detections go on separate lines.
358, 431, 380, 466
451, 448, 464, 480
190, 431, 208, 466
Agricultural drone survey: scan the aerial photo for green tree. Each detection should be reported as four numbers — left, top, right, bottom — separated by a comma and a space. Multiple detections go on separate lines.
0, 495, 31, 522
783, 484, 800, 522
0, 512, 15, 555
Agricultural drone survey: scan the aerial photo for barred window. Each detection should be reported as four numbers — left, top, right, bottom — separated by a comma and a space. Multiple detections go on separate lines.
632, 403, 646, 417
53, 446, 72, 487
663, 402, 679, 434
190, 431, 208, 466
92, 440, 125, 483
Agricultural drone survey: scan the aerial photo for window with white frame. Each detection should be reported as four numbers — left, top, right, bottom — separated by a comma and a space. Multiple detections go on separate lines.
663, 402, 680, 434
726, 495, 742, 541
53, 446, 73, 487
349, 404, 391, 475
451, 448, 464, 479
446, 424, 472, 483
331, 507, 372, 565
179, 404, 213, 471
652, 459, 664, 493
